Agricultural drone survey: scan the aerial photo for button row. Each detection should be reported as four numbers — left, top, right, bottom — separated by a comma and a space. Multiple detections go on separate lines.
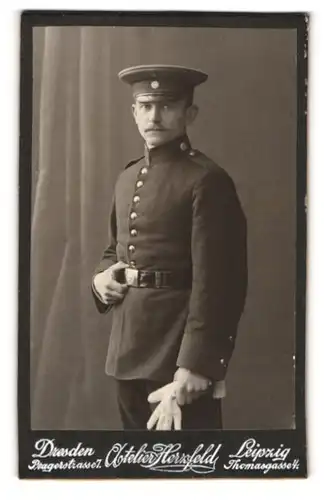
128, 165, 149, 266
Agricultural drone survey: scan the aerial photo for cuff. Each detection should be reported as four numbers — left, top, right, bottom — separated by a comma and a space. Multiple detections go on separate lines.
92, 276, 106, 303
91, 274, 111, 314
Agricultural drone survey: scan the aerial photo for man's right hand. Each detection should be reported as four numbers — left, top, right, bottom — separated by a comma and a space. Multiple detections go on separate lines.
93, 261, 129, 305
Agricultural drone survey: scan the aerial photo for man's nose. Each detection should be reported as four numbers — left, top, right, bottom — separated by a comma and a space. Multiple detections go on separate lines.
149, 105, 161, 122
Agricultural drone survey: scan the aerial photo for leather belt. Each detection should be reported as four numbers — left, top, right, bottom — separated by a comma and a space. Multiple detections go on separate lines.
123, 267, 192, 289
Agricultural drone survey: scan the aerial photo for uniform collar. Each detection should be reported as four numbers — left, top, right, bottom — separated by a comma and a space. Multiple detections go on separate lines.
144, 135, 192, 166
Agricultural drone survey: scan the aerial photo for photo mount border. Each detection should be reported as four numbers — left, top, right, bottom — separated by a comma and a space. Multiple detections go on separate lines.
18, 10, 308, 479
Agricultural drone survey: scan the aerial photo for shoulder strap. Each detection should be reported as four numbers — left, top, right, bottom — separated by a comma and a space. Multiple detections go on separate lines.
189, 150, 235, 185
189, 150, 221, 171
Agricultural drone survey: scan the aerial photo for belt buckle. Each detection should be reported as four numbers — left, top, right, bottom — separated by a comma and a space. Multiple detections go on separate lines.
125, 268, 138, 287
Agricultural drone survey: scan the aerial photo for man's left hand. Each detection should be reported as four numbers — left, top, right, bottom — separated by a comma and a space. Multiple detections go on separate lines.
146, 369, 212, 430
173, 367, 212, 405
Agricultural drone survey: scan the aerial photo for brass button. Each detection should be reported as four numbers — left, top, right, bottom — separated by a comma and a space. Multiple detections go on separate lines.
180, 142, 188, 151
130, 212, 137, 220
136, 180, 144, 188
189, 149, 196, 156
130, 260, 136, 267
133, 195, 140, 203
141, 167, 148, 175
128, 245, 135, 252
220, 358, 225, 365
130, 229, 137, 236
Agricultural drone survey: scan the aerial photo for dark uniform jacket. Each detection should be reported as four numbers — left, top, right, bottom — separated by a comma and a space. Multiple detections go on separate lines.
93, 135, 247, 383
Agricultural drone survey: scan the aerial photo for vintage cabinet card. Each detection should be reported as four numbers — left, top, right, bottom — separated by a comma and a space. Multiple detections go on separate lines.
18, 11, 307, 479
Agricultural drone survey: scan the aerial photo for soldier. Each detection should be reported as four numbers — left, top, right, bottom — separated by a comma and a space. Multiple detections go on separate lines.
92, 65, 247, 430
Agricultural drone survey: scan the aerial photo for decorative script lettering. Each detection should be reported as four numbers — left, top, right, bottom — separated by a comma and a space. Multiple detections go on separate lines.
104, 442, 222, 473
28, 438, 301, 475
224, 438, 300, 475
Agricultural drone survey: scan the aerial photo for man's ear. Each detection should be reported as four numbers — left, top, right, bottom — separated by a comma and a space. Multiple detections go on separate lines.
185, 104, 198, 126
131, 103, 137, 122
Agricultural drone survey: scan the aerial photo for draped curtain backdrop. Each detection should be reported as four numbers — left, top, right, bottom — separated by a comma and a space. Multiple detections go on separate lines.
31, 26, 297, 430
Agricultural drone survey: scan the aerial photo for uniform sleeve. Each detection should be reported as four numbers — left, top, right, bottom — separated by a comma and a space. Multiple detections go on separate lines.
91, 195, 118, 314
177, 169, 248, 380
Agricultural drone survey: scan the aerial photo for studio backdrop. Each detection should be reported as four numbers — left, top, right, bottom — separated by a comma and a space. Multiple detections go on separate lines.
31, 26, 297, 430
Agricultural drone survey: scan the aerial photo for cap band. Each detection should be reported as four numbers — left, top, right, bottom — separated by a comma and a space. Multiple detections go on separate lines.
132, 79, 193, 99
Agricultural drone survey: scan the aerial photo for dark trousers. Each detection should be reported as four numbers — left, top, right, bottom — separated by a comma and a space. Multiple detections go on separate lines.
115, 379, 223, 430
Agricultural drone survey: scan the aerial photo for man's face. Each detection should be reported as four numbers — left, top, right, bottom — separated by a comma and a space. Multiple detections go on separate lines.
132, 97, 198, 148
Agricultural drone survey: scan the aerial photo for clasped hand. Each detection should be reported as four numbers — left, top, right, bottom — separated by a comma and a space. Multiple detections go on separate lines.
93, 261, 129, 304
147, 368, 212, 430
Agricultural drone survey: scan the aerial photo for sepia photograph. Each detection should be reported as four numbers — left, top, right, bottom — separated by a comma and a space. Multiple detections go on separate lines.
18, 11, 307, 478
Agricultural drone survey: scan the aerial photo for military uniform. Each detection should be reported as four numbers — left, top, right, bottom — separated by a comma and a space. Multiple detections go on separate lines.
92, 66, 248, 429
